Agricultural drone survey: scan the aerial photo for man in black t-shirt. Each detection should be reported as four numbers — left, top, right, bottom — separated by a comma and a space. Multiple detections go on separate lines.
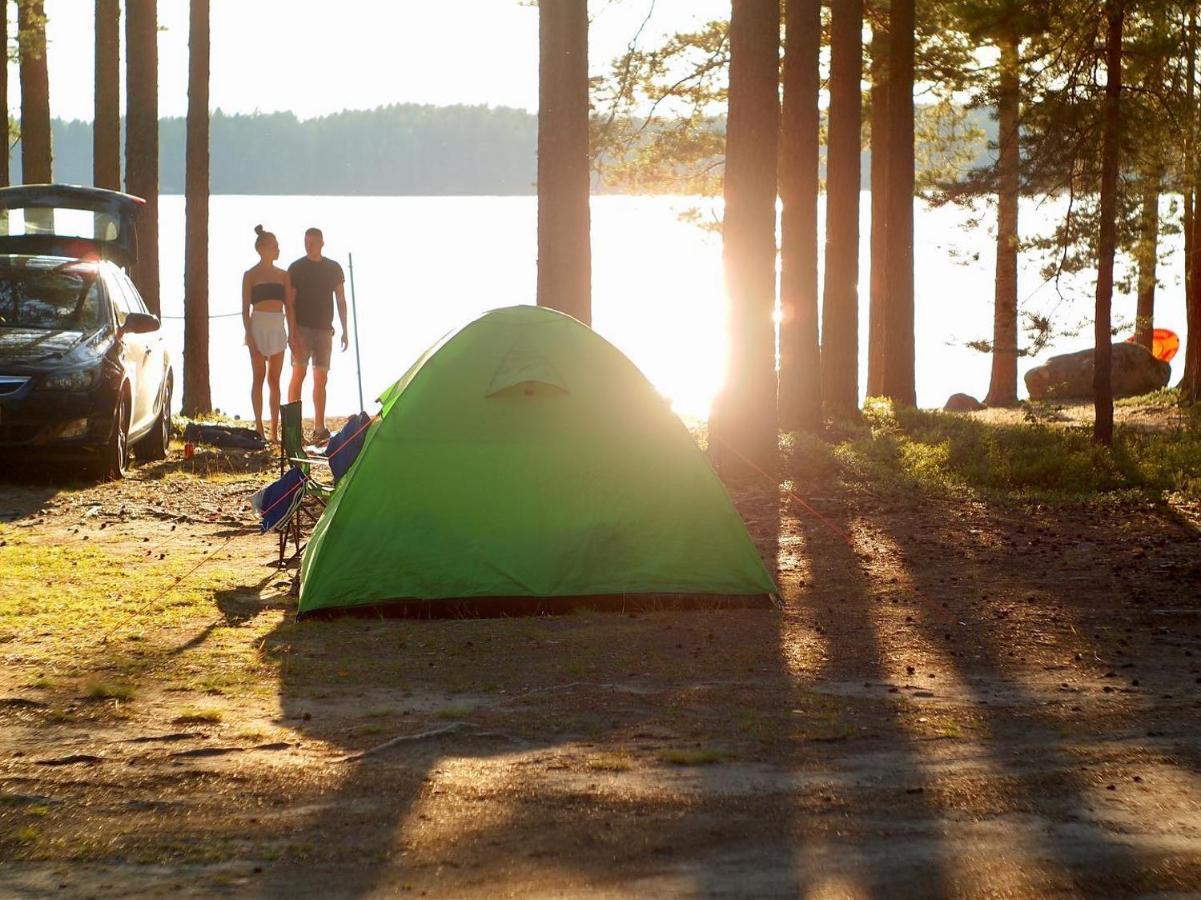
285, 227, 348, 441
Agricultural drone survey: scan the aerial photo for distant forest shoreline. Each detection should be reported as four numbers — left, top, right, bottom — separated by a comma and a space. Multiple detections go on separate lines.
12, 103, 992, 197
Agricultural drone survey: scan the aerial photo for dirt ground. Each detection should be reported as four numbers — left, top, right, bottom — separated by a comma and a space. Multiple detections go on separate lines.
2, 419, 1201, 899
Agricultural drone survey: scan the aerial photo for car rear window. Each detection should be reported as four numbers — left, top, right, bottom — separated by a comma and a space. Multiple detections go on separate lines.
0, 258, 102, 331
1, 207, 121, 242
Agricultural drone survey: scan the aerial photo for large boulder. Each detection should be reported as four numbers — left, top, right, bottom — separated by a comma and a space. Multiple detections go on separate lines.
1024, 342, 1170, 401
944, 393, 985, 412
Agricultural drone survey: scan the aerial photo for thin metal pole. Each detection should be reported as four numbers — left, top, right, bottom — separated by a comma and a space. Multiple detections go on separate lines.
348, 252, 365, 412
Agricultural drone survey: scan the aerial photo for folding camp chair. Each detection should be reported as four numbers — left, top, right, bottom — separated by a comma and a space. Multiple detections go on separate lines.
275, 401, 335, 566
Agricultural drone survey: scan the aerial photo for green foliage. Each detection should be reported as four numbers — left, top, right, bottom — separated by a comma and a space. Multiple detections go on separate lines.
785, 398, 1201, 499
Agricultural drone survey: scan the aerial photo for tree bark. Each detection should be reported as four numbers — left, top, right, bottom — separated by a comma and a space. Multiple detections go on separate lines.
182, 0, 211, 416
867, 12, 888, 398
1094, 1, 1123, 446
0, 6, 9, 188
1182, 10, 1199, 399
986, 35, 1020, 408
1133, 174, 1159, 352
1185, 177, 1201, 401
93, 0, 120, 190
779, 0, 822, 431
536, 0, 591, 325
126, 0, 160, 316
712, 0, 780, 470
880, 0, 914, 405
18, 0, 52, 184
821, 0, 864, 413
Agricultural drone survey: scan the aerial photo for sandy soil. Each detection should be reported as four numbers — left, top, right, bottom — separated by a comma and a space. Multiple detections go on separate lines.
2, 422, 1201, 898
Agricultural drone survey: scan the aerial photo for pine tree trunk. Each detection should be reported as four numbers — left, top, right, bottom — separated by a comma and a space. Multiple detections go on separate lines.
880, 0, 914, 406
1094, 1, 1123, 446
93, 0, 120, 191
1185, 186, 1201, 401
182, 0, 211, 416
986, 35, 1020, 408
18, 0, 52, 184
712, 0, 781, 470
820, 0, 864, 413
1133, 174, 1159, 352
126, 0, 160, 316
1182, 11, 1200, 399
0, 7, 9, 188
779, 0, 821, 431
867, 14, 889, 398
536, 0, 591, 325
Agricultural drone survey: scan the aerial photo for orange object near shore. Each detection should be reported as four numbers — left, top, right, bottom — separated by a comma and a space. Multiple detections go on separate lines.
1126, 328, 1180, 363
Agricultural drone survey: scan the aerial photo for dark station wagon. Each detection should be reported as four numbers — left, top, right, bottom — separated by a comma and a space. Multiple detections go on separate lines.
0, 185, 173, 479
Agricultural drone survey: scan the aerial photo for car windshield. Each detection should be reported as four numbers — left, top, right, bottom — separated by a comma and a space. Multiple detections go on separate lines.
0, 258, 102, 331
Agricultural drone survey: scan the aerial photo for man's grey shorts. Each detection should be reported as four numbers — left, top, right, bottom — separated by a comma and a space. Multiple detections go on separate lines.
292, 325, 333, 370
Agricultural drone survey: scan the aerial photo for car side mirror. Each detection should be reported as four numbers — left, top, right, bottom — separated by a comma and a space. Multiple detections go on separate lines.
121, 312, 160, 335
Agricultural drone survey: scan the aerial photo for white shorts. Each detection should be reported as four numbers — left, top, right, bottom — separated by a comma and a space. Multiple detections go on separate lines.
249, 309, 287, 357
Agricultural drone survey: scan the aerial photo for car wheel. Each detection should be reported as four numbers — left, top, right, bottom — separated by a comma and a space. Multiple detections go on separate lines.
93, 391, 131, 481
136, 377, 172, 461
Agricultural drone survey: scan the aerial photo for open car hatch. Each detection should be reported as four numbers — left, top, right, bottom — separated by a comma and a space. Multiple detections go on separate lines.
0, 184, 143, 268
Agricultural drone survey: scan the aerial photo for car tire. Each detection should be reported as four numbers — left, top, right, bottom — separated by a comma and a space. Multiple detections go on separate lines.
93, 390, 131, 481
136, 376, 172, 461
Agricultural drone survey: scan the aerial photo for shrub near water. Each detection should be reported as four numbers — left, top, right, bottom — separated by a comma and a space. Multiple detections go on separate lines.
785, 399, 1201, 498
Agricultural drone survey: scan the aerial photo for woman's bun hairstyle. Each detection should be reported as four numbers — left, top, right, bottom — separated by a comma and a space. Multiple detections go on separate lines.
254, 224, 274, 251
254, 224, 265, 236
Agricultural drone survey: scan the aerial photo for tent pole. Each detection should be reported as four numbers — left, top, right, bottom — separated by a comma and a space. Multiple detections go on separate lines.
348, 252, 365, 412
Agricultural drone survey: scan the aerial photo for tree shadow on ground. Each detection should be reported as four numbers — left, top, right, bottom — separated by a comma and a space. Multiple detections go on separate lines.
780, 491, 956, 897
867, 486, 1201, 894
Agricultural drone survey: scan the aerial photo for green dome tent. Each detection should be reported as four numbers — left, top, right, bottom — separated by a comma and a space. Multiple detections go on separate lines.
298, 305, 777, 616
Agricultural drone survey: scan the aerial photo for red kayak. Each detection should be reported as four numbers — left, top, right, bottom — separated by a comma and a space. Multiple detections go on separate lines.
1127, 328, 1180, 363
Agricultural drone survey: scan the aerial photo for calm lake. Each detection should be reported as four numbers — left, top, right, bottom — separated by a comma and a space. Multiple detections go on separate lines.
155, 194, 1189, 421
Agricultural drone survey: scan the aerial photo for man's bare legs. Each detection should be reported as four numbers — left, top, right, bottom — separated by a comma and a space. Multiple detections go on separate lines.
266, 352, 285, 442
313, 368, 329, 435
288, 364, 306, 406
249, 349, 267, 439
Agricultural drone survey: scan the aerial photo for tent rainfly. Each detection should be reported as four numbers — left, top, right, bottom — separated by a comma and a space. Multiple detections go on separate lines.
298, 305, 777, 616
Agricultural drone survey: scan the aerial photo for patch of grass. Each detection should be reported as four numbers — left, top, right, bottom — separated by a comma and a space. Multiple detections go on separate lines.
26, 676, 53, 689
1115, 386, 1183, 408
173, 706, 224, 725
434, 705, 474, 720
85, 680, 135, 702
9, 825, 39, 844
658, 747, 728, 766
585, 752, 634, 772
787, 398, 1201, 500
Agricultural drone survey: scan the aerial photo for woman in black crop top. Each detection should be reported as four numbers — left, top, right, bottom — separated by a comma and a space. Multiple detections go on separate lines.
242, 225, 291, 442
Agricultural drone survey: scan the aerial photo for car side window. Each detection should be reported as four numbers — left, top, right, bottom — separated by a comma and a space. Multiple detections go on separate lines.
105, 275, 130, 327
122, 280, 150, 316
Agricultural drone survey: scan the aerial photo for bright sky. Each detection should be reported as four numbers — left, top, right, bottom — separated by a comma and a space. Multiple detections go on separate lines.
12, 0, 731, 122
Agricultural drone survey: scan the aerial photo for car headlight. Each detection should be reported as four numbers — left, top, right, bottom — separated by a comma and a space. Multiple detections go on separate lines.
40, 366, 100, 391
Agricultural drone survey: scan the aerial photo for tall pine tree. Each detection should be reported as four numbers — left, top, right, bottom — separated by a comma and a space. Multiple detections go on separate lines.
779, 0, 822, 430
821, 0, 864, 412
182, 0, 211, 416
536, 0, 591, 325
712, 0, 781, 469
126, 0, 160, 315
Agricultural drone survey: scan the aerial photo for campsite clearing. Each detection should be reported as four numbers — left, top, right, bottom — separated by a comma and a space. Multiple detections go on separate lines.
3, 409, 1201, 898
